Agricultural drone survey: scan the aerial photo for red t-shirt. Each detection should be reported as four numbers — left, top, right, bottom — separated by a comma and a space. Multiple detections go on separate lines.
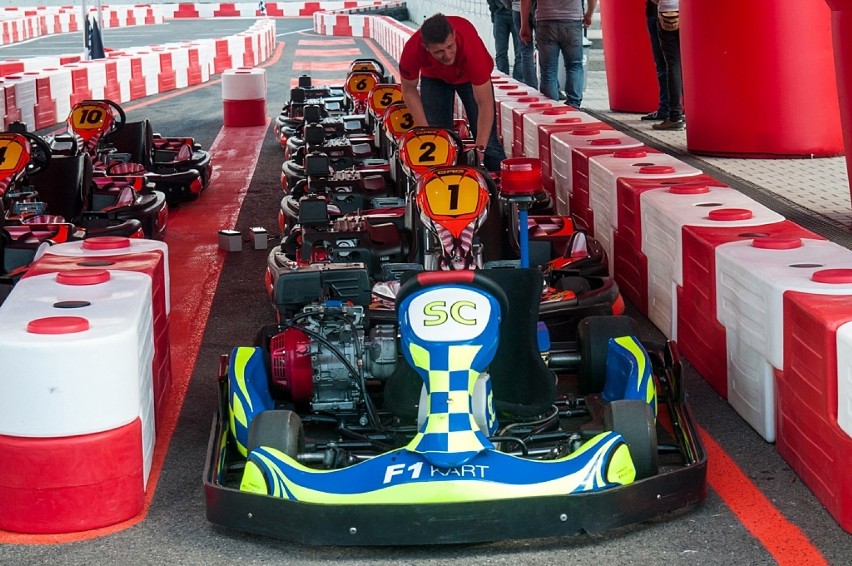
399, 16, 494, 86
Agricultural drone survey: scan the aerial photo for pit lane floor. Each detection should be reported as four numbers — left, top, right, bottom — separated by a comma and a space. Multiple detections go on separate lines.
0, 17, 849, 565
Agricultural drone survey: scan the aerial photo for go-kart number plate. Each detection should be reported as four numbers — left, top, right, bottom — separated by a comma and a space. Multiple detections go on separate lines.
384, 106, 415, 138
406, 287, 491, 342
0, 137, 25, 173
346, 73, 378, 99
70, 103, 110, 131
421, 174, 483, 216
403, 136, 453, 168
370, 86, 402, 112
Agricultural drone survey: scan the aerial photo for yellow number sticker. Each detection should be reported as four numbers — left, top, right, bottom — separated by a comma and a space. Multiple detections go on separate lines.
0, 136, 25, 172
420, 174, 483, 216
70, 103, 109, 131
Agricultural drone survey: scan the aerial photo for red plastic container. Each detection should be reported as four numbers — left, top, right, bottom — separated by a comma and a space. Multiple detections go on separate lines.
598, 0, 658, 113
826, 0, 852, 202
681, 0, 843, 157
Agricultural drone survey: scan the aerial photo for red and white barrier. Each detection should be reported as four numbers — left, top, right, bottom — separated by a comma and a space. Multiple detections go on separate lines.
715, 238, 852, 441
589, 152, 702, 279
0, 268, 155, 534
523, 107, 599, 159
222, 66, 267, 126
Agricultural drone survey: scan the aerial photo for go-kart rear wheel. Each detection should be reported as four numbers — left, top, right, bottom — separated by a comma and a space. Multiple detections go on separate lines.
247, 409, 305, 459
577, 315, 639, 394
604, 399, 658, 480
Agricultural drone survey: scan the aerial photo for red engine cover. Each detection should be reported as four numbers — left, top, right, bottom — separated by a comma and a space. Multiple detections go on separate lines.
270, 328, 312, 403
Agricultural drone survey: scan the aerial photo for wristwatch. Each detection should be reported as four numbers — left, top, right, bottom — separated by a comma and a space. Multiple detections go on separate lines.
474, 145, 486, 153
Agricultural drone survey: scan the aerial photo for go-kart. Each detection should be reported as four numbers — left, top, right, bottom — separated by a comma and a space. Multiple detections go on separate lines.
274, 76, 347, 149
204, 267, 707, 545
50, 99, 212, 204
0, 130, 144, 301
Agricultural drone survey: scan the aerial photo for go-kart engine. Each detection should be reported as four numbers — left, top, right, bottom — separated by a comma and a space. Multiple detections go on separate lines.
270, 303, 397, 413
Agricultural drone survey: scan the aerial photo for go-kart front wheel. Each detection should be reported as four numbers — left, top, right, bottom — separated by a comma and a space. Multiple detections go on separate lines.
247, 409, 305, 459
604, 399, 658, 480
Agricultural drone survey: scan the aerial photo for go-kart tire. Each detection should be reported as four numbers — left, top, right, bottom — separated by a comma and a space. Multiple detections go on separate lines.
247, 409, 305, 459
604, 399, 658, 480
577, 315, 639, 394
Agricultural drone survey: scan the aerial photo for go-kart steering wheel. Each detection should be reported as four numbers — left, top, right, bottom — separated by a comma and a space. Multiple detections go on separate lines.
98, 99, 126, 135
24, 132, 52, 176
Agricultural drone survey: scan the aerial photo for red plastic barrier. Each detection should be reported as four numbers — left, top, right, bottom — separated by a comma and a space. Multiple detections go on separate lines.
681, 0, 843, 157
827, 0, 852, 203
598, 0, 658, 113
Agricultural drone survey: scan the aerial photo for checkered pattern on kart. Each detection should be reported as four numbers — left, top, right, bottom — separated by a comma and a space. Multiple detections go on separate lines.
407, 342, 493, 459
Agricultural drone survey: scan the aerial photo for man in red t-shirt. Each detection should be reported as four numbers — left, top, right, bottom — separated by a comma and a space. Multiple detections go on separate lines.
399, 13, 506, 171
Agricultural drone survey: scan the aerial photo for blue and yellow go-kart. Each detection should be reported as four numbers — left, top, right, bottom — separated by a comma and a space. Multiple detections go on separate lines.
204, 268, 706, 545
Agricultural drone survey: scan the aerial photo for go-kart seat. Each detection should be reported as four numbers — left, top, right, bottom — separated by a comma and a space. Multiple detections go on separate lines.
384, 267, 557, 421
26, 153, 93, 222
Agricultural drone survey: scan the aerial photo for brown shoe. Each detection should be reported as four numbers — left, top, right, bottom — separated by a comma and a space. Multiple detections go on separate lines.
652, 117, 685, 131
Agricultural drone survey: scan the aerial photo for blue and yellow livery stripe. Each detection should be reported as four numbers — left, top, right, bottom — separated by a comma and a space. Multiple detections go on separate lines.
603, 336, 657, 418
227, 346, 275, 457
240, 431, 634, 504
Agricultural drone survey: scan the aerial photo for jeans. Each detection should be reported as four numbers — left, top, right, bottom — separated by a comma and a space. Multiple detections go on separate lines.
420, 76, 506, 172
493, 8, 522, 81
536, 19, 584, 108
512, 9, 538, 89
657, 24, 682, 119
646, 15, 669, 115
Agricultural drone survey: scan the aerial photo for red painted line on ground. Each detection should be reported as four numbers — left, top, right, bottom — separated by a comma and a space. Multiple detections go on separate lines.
700, 426, 828, 565
292, 60, 352, 71
294, 48, 361, 57
0, 49, 279, 545
364, 37, 400, 80
298, 38, 356, 45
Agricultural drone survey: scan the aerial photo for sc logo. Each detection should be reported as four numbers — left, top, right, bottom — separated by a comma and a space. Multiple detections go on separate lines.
422, 300, 477, 326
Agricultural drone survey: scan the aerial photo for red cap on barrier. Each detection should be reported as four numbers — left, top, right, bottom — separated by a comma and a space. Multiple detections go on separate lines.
56, 269, 111, 286
555, 117, 583, 124
613, 149, 648, 158
639, 165, 677, 175
590, 138, 623, 146
752, 237, 803, 249
571, 128, 602, 136
27, 316, 90, 334
708, 208, 754, 221
82, 236, 132, 250
811, 269, 852, 284
669, 184, 710, 194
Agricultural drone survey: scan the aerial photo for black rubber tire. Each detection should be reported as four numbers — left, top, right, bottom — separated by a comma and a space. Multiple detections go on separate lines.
604, 399, 658, 480
247, 409, 305, 459
577, 315, 640, 394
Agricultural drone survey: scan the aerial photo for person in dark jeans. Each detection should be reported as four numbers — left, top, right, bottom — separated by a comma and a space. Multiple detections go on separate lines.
652, 1, 684, 130
488, 0, 522, 81
641, 0, 668, 121
399, 13, 506, 171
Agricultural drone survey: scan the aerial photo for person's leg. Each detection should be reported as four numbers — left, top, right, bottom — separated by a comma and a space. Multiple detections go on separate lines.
512, 10, 538, 89
507, 11, 523, 82
653, 25, 684, 130
535, 20, 561, 101
456, 82, 506, 172
493, 10, 511, 75
419, 76, 455, 129
659, 26, 682, 119
561, 20, 585, 108
645, 14, 669, 117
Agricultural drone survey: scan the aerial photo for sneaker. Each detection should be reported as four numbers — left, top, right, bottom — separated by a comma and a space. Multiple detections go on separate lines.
641, 111, 666, 121
652, 117, 685, 131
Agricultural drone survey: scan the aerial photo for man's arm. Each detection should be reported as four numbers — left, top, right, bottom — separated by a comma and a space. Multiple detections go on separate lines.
472, 80, 496, 150
400, 76, 429, 127
519, 0, 532, 43
584, 0, 598, 27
